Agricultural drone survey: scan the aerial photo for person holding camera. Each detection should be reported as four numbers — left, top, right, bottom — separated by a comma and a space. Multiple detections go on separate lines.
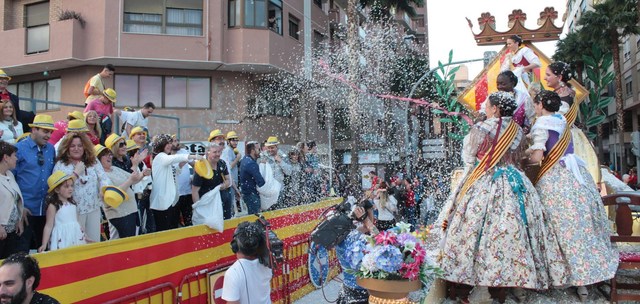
222, 221, 273, 304
334, 200, 377, 304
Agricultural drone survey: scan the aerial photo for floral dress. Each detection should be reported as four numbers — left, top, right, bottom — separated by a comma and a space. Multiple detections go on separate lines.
434, 117, 569, 289
529, 114, 617, 286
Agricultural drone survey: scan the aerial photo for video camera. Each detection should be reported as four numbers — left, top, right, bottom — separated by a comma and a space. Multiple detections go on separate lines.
254, 215, 284, 269
309, 196, 374, 249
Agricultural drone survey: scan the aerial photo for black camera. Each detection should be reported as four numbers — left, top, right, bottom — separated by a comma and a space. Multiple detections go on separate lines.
231, 215, 283, 269
310, 196, 373, 249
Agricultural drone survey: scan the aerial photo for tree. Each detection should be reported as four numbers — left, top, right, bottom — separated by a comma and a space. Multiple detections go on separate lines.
553, 31, 591, 84
578, 0, 640, 173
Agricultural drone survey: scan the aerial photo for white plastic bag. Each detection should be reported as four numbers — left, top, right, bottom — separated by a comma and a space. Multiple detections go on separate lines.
192, 185, 224, 231
258, 163, 282, 210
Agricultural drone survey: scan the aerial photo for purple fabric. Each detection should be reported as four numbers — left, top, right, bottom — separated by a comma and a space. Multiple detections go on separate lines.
544, 130, 574, 157
513, 103, 526, 126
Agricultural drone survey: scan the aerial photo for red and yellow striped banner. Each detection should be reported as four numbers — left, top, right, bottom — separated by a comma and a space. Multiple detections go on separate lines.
458, 42, 588, 111
30, 198, 341, 303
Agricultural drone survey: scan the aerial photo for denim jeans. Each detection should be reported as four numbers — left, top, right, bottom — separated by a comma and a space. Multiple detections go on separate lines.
242, 192, 261, 215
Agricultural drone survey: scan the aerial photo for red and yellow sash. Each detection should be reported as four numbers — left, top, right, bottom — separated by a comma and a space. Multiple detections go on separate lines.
456, 120, 519, 201
533, 99, 580, 184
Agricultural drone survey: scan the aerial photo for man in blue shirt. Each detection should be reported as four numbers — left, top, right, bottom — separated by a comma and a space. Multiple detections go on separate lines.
13, 115, 56, 251
239, 141, 265, 215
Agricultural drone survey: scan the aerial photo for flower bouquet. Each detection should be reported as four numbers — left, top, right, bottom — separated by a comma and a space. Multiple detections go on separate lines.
347, 222, 442, 301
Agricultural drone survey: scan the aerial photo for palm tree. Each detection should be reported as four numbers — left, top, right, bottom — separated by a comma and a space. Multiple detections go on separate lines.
553, 30, 595, 85
578, 0, 640, 173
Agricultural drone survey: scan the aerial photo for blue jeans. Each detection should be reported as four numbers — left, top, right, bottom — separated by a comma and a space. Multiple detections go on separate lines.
242, 192, 261, 215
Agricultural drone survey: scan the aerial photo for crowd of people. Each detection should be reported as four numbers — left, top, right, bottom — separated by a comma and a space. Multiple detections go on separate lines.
0, 64, 333, 260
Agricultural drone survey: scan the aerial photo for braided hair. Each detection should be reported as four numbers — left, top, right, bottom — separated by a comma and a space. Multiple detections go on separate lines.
488, 91, 517, 117
534, 90, 561, 112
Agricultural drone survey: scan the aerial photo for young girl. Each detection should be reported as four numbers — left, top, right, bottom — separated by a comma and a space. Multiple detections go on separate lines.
38, 171, 87, 252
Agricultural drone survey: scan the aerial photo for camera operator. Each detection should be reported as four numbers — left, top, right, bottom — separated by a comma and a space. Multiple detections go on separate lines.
222, 221, 272, 304
334, 200, 377, 304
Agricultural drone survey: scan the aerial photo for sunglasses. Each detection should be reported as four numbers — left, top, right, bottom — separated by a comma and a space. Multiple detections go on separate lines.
119, 142, 126, 148
37, 150, 44, 166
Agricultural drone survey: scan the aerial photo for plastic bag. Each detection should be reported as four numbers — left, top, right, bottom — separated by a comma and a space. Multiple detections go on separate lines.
258, 163, 282, 210
192, 185, 224, 231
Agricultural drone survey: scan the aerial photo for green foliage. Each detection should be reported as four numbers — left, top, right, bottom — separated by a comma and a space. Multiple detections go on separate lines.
579, 45, 614, 140
390, 52, 437, 99
359, 0, 425, 20
432, 50, 470, 140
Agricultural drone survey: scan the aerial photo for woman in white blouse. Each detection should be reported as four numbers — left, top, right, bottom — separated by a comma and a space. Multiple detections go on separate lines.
0, 100, 23, 144
0, 141, 23, 258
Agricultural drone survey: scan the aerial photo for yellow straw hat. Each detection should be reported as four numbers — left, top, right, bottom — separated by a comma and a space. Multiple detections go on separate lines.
67, 110, 84, 121
94, 144, 108, 157
226, 131, 239, 140
265, 136, 280, 147
66, 119, 89, 133
208, 129, 225, 142
130, 126, 147, 137
101, 185, 129, 208
47, 171, 76, 193
103, 88, 117, 103
28, 114, 57, 130
105, 133, 124, 150
125, 139, 138, 152
0, 69, 11, 80
194, 159, 213, 179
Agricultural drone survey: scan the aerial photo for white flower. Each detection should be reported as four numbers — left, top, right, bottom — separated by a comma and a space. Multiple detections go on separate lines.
361, 253, 379, 272
403, 241, 416, 253
395, 222, 412, 233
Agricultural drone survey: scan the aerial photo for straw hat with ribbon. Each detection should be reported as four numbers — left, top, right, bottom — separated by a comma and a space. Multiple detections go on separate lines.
226, 131, 239, 140
47, 171, 76, 193
94, 144, 108, 157
264, 136, 280, 147
28, 114, 57, 131
101, 185, 129, 208
125, 139, 139, 152
67, 110, 85, 121
105, 133, 124, 150
130, 126, 147, 138
66, 119, 89, 133
208, 129, 225, 142
103, 88, 117, 103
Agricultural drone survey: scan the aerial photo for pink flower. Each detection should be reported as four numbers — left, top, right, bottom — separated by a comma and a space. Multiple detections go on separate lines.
375, 231, 398, 246
411, 243, 426, 264
400, 261, 421, 280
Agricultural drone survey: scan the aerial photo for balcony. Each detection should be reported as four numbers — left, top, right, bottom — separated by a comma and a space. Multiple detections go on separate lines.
395, 10, 411, 29
0, 19, 84, 69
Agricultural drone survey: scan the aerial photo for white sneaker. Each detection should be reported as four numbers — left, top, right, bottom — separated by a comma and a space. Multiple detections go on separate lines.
468, 286, 492, 304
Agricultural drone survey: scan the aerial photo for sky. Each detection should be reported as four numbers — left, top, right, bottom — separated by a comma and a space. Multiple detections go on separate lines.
427, 0, 567, 79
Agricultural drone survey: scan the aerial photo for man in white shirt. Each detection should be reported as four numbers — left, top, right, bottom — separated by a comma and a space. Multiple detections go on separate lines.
222, 221, 272, 304
116, 102, 155, 139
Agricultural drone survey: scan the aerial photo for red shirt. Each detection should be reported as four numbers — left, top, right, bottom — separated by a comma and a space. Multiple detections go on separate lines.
405, 189, 416, 207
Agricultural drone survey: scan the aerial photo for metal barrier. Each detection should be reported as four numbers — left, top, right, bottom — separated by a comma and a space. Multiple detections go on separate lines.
102, 282, 177, 304
16, 97, 210, 140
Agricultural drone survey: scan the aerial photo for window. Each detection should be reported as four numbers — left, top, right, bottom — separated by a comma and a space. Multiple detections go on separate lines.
166, 8, 203, 36
115, 74, 210, 108
289, 14, 300, 40
25, 1, 50, 54
313, 30, 325, 53
267, 0, 282, 34
623, 38, 631, 61
313, 0, 322, 8
229, 0, 240, 27
244, 0, 266, 27
9, 79, 60, 111
413, 17, 424, 28
625, 76, 633, 97
580, 0, 587, 12
123, 0, 202, 36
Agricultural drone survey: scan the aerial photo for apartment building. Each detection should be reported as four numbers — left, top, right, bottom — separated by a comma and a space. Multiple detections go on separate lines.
0, 0, 428, 174
564, 0, 640, 169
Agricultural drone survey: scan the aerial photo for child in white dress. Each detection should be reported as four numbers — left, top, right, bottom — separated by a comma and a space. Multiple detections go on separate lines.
39, 171, 87, 252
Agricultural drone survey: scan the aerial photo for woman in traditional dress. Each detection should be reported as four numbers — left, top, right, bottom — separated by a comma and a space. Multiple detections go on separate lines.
501, 34, 541, 93
437, 91, 567, 301
544, 61, 576, 115
480, 71, 535, 129
526, 90, 617, 301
